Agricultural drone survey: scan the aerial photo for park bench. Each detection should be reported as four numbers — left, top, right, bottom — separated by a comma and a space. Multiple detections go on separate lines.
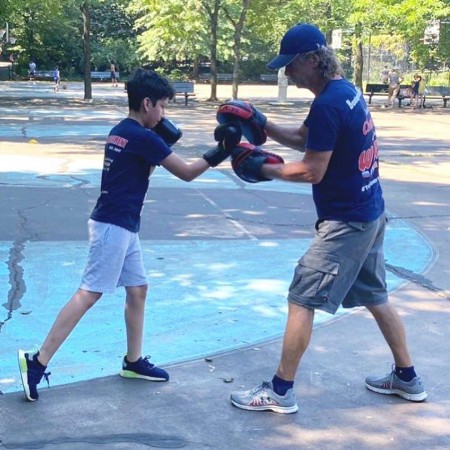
124, 80, 196, 106
171, 81, 196, 106
33, 70, 54, 80
91, 71, 119, 82
423, 86, 450, 108
199, 73, 233, 82
260, 74, 278, 82
364, 83, 410, 107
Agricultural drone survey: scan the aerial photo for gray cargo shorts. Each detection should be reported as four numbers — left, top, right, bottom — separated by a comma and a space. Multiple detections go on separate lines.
288, 214, 388, 314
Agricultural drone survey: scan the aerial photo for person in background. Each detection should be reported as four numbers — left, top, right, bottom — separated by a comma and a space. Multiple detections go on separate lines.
380, 65, 389, 84
386, 68, 403, 107
53, 66, 61, 92
29, 60, 36, 84
110, 62, 119, 87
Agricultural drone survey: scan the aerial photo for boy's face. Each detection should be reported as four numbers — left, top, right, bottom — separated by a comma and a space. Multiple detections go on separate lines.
142, 97, 169, 129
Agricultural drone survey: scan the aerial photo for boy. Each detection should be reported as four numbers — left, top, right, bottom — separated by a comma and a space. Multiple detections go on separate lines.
18, 68, 238, 401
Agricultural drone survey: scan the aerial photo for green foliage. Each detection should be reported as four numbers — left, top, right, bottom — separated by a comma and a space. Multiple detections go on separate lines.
2, 0, 449, 83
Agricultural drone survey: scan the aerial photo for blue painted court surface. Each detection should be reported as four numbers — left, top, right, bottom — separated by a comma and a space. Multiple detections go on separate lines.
0, 96, 435, 395
0, 165, 433, 395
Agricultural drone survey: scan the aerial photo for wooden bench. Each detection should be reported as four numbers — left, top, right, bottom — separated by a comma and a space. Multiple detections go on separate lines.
423, 86, 450, 108
91, 71, 119, 82
33, 70, 54, 80
364, 83, 409, 107
171, 81, 196, 106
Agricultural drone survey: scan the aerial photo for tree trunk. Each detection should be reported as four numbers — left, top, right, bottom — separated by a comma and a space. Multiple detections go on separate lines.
207, 0, 220, 102
81, 1, 92, 100
354, 23, 364, 91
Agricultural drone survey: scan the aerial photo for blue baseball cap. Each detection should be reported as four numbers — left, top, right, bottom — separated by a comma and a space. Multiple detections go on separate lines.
267, 23, 327, 70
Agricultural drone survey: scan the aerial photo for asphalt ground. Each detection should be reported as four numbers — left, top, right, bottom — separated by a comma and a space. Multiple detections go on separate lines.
0, 81, 449, 449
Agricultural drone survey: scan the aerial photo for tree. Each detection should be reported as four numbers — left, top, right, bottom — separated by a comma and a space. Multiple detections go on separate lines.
80, 1, 92, 100
220, 0, 251, 99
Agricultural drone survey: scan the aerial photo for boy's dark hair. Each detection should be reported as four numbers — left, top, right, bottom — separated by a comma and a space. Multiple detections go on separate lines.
127, 68, 175, 111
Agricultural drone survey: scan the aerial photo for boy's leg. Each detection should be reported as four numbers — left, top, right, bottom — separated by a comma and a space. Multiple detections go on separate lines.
39, 289, 102, 365
18, 288, 101, 401
124, 284, 147, 362
120, 284, 169, 382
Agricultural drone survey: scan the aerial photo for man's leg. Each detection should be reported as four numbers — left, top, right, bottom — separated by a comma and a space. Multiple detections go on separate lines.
229, 303, 313, 413
276, 303, 315, 381
365, 302, 427, 401
366, 302, 412, 367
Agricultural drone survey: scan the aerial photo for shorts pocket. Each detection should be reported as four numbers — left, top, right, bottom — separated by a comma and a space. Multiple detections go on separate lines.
289, 253, 340, 308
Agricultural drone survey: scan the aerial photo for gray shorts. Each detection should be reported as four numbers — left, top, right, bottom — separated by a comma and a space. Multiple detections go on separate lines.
80, 219, 147, 294
288, 214, 388, 314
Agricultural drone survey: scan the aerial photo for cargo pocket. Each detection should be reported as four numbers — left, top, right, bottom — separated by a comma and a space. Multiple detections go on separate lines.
288, 253, 340, 308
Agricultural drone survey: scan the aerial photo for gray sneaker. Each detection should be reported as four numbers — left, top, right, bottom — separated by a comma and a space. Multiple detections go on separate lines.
230, 381, 298, 414
365, 371, 427, 402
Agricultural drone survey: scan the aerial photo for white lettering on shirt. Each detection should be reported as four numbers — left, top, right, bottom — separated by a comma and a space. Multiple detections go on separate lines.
346, 89, 361, 110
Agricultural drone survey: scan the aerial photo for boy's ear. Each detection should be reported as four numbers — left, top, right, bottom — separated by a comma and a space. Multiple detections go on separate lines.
142, 97, 152, 112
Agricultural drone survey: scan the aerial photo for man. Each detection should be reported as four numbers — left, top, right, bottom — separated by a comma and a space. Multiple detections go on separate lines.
227, 23, 426, 414
110, 62, 118, 87
29, 60, 36, 84
53, 66, 60, 92
386, 67, 403, 107
17, 68, 238, 402
380, 65, 389, 84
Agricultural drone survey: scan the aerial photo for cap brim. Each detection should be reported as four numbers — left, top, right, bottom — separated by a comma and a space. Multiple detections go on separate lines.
267, 54, 297, 70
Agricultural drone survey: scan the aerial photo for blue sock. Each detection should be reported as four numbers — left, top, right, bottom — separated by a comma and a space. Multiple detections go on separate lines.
395, 366, 416, 382
271, 375, 294, 396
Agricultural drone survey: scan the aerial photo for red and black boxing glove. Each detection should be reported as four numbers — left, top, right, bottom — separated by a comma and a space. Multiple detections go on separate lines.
231, 143, 284, 183
216, 101, 267, 146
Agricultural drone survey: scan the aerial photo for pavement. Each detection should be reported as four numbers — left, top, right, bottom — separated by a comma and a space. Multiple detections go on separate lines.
0, 81, 449, 450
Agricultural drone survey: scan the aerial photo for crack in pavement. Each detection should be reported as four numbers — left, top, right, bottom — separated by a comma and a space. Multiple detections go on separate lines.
385, 262, 450, 301
0, 210, 29, 334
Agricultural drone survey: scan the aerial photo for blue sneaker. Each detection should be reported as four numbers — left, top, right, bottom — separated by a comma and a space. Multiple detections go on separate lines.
230, 381, 298, 414
17, 350, 51, 402
119, 356, 169, 382
365, 370, 427, 402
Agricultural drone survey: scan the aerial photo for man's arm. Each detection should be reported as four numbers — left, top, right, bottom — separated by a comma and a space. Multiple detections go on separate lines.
261, 148, 332, 184
266, 121, 308, 152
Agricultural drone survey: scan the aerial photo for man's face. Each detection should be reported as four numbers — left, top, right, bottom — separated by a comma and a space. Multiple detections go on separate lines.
284, 53, 314, 89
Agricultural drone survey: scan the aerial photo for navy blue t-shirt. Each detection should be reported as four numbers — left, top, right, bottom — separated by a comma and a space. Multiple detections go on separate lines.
304, 79, 384, 222
90, 118, 172, 232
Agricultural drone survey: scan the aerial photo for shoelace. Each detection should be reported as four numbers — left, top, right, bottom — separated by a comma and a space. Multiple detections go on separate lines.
251, 381, 271, 395
43, 371, 51, 388
141, 356, 155, 369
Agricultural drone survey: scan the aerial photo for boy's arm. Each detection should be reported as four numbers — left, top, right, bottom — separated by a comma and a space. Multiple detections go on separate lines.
159, 122, 240, 182
160, 153, 210, 182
